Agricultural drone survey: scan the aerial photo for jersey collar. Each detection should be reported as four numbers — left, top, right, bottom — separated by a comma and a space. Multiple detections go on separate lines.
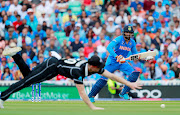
85, 63, 88, 76
122, 37, 131, 45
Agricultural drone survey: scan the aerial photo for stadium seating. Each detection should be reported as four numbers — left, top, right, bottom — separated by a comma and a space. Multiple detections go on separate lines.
68, 1, 81, 8
71, 7, 82, 15
54, 32, 66, 38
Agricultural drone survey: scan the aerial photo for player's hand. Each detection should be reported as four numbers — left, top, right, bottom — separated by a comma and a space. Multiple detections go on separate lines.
91, 107, 104, 110
116, 55, 126, 64
128, 82, 142, 90
144, 50, 154, 61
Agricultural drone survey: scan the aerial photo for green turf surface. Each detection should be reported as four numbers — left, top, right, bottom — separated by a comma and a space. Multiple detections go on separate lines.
0, 101, 180, 115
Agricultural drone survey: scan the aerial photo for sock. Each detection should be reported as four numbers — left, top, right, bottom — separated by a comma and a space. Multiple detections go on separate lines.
88, 79, 107, 98
121, 72, 140, 95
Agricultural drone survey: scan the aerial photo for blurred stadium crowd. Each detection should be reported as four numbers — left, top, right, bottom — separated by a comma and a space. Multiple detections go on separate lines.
0, 0, 180, 81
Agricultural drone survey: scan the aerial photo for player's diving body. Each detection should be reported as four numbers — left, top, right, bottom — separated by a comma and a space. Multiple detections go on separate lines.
88, 26, 153, 102
0, 47, 141, 110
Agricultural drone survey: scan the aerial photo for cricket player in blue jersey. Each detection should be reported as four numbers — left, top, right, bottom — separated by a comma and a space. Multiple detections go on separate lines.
88, 26, 153, 102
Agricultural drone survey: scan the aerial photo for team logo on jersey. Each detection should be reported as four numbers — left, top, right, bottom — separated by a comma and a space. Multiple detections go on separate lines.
78, 76, 82, 81
119, 46, 131, 51
129, 42, 132, 46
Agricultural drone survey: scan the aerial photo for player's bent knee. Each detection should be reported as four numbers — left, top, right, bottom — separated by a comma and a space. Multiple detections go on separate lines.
131, 71, 140, 77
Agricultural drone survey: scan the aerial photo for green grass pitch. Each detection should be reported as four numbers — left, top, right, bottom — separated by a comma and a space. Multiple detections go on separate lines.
0, 101, 180, 115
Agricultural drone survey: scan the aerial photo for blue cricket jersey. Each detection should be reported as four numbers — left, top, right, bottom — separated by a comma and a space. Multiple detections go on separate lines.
106, 35, 138, 65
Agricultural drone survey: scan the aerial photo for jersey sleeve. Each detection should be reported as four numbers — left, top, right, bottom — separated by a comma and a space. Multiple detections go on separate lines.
107, 37, 121, 58
131, 40, 138, 55
72, 69, 83, 84
73, 77, 83, 84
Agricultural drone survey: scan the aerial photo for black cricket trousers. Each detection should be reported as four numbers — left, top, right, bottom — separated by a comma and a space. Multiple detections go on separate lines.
1, 54, 58, 101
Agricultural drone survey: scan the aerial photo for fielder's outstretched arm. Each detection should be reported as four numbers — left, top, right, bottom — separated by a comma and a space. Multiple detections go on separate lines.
75, 84, 104, 110
101, 70, 142, 90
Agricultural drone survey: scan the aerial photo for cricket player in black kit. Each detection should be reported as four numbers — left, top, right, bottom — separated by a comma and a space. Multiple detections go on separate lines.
0, 47, 141, 110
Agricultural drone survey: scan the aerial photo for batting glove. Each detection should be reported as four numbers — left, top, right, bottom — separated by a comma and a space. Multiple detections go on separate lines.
116, 55, 126, 64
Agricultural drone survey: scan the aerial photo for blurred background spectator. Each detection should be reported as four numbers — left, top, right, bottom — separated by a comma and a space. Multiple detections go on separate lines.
0, 0, 180, 81
1, 66, 14, 80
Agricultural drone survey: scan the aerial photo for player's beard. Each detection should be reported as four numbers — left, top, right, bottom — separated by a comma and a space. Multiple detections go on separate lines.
123, 32, 133, 41
124, 36, 131, 41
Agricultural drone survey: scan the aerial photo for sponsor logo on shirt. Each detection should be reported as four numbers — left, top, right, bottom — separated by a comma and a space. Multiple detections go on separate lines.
119, 46, 131, 51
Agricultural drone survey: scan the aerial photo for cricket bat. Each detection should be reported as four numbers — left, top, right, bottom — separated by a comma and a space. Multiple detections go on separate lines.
125, 51, 156, 61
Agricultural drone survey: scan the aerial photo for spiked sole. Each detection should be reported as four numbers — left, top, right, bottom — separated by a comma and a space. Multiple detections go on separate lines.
2, 47, 22, 56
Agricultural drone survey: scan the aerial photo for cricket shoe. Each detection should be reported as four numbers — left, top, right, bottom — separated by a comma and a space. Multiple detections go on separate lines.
89, 97, 95, 103
119, 93, 130, 100
0, 92, 4, 109
9, 42, 17, 48
51, 51, 61, 60
2, 47, 22, 57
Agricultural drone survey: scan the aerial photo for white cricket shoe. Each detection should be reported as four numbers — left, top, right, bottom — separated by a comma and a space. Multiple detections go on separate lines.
51, 51, 61, 60
9, 42, 17, 48
2, 47, 22, 57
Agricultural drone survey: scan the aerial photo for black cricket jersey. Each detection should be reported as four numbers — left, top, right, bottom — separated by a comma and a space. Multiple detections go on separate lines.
56, 58, 105, 84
